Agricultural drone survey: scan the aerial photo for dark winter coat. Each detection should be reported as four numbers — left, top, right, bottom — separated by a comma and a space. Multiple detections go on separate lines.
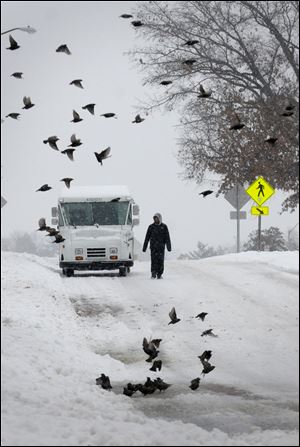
143, 213, 171, 253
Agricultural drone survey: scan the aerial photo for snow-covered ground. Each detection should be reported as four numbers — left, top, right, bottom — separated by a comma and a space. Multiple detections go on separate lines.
1, 250, 299, 446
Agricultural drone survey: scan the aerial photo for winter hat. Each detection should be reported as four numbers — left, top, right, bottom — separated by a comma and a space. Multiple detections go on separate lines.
153, 213, 162, 224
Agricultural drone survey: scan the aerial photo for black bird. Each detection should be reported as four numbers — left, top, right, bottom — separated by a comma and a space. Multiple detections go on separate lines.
43, 136, 60, 151
11, 72, 23, 79
95, 374, 112, 390
189, 378, 201, 390
100, 112, 117, 118
132, 114, 145, 123
123, 387, 135, 397
61, 148, 75, 161
37, 217, 50, 232
199, 190, 213, 197
131, 20, 143, 27
281, 110, 294, 117
22, 96, 35, 109
56, 44, 71, 55
196, 312, 208, 321
160, 80, 173, 86
126, 383, 140, 392
264, 136, 278, 145
45, 228, 60, 237
199, 350, 212, 362
183, 39, 199, 46
36, 184, 52, 192
60, 178, 73, 189
168, 307, 181, 325
149, 360, 162, 372
71, 110, 83, 123
68, 134, 82, 147
182, 59, 196, 66
198, 84, 212, 98
5, 113, 20, 120
110, 197, 120, 202
152, 338, 162, 348
283, 99, 295, 111
201, 329, 216, 337
230, 112, 245, 130
138, 384, 156, 395
70, 79, 84, 89
201, 361, 215, 376
82, 103, 96, 115
120, 14, 133, 18
94, 147, 111, 165
52, 234, 65, 243
7, 35, 20, 50
154, 378, 171, 392
143, 337, 159, 362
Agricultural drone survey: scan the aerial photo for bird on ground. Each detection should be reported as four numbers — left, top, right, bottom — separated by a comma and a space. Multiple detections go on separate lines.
123, 387, 135, 397
199, 190, 213, 197
56, 44, 71, 55
36, 184, 52, 192
11, 72, 23, 79
82, 103, 95, 115
143, 337, 159, 362
22, 96, 35, 109
182, 59, 197, 66
154, 378, 171, 392
95, 374, 112, 390
100, 112, 117, 118
132, 114, 145, 123
149, 359, 162, 372
110, 197, 120, 202
201, 361, 215, 376
138, 384, 156, 395
61, 148, 75, 161
120, 13, 133, 18
198, 350, 212, 362
60, 178, 73, 189
131, 20, 143, 27
264, 136, 278, 145
160, 80, 173, 86
201, 328, 217, 337
43, 136, 60, 151
183, 39, 199, 46
68, 134, 82, 147
196, 312, 208, 321
94, 147, 111, 165
230, 112, 245, 130
5, 113, 20, 120
198, 84, 212, 98
52, 234, 65, 243
71, 110, 83, 123
37, 217, 50, 232
70, 79, 84, 89
189, 378, 201, 390
6, 35, 20, 50
168, 307, 181, 325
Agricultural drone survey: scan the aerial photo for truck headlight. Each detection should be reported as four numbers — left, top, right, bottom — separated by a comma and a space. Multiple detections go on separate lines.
75, 248, 83, 255
109, 247, 118, 254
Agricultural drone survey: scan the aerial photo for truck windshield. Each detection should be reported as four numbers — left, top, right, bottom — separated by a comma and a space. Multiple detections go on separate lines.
61, 201, 131, 226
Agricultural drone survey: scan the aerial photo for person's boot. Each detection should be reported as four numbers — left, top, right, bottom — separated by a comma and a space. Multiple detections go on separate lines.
157, 274, 162, 279
151, 273, 156, 279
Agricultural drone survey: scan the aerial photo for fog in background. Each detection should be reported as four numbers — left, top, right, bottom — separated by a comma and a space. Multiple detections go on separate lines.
1, 1, 299, 255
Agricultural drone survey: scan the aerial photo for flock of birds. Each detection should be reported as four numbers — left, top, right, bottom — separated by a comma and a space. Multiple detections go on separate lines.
96, 308, 217, 396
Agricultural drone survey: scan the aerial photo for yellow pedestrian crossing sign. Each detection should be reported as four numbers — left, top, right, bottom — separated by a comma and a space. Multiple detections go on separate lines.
246, 176, 275, 205
251, 206, 269, 216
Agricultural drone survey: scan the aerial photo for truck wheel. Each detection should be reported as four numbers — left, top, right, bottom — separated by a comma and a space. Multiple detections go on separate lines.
62, 268, 66, 276
126, 267, 130, 274
66, 269, 74, 277
119, 266, 127, 277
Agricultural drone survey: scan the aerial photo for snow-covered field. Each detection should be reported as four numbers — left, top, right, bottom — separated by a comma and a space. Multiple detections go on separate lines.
1, 250, 299, 446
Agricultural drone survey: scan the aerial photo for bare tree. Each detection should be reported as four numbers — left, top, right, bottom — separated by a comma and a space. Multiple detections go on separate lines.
130, 1, 299, 211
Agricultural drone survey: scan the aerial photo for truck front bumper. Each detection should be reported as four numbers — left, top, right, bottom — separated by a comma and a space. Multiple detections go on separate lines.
59, 260, 134, 271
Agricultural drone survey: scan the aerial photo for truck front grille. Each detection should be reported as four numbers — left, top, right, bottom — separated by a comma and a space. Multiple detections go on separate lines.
87, 248, 106, 258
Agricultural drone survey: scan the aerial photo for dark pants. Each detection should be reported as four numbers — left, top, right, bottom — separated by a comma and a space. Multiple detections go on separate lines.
151, 249, 165, 276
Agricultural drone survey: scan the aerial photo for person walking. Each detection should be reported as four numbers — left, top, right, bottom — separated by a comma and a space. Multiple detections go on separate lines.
142, 213, 171, 279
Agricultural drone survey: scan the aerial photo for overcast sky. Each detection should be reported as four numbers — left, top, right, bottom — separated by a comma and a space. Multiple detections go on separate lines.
1, 1, 299, 254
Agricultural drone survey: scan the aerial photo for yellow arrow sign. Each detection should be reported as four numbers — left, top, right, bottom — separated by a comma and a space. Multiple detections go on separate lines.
246, 176, 275, 205
251, 206, 269, 216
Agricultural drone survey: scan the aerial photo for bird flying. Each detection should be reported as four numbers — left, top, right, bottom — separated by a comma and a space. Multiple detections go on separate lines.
168, 307, 181, 324
60, 178, 73, 189
198, 84, 212, 98
56, 44, 71, 55
100, 113, 117, 118
199, 190, 213, 197
149, 359, 162, 372
70, 79, 84, 89
201, 328, 217, 337
120, 14, 133, 18
195, 312, 208, 321
36, 184, 52, 192
230, 112, 245, 130
131, 20, 143, 27
82, 103, 96, 115
5, 113, 20, 120
61, 148, 75, 161
7, 35, 20, 50
22, 96, 35, 109
184, 39, 199, 46
43, 136, 60, 151
11, 72, 23, 79
160, 80, 173, 86
264, 136, 278, 145
189, 378, 201, 390
94, 147, 111, 165
68, 134, 82, 147
132, 114, 145, 123
71, 110, 83, 123
37, 217, 50, 232
143, 337, 159, 362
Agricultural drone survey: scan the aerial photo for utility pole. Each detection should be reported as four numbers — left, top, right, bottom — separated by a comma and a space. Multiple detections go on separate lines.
236, 184, 240, 253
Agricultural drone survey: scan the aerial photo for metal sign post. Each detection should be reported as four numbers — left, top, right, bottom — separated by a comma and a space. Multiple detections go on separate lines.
258, 215, 262, 251
225, 184, 250, 253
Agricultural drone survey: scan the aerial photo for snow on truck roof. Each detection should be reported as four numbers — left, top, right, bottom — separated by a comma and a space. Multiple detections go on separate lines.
59, 185, 132, 201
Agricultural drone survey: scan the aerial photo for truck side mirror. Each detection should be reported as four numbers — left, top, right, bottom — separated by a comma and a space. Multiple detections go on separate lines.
51, 207, 58, 218
132, 204, 139, 216
132, 218, 140, 226
51, 218, 58, 226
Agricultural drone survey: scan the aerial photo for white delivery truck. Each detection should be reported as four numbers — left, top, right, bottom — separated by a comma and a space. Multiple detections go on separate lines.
51, 185, 139, 277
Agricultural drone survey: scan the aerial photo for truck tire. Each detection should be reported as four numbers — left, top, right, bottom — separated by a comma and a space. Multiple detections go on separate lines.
119, 266, 127, 277
66, 269, 74, 277
62, 268, 66, 276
